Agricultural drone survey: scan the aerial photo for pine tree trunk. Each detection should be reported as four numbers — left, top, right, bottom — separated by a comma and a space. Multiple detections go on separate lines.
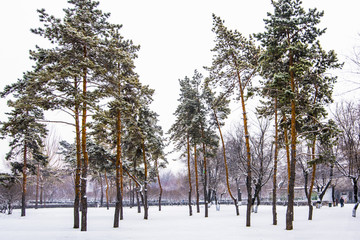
99, 172, 104, 207
214, 108, 239, 215
200, 128, 208, 218
283, 114, 291, 189
186, 134, 193, 216
35, 163, 40, 210
74, 78, 81, 228
234, 63, 253, 226
21, 142, 27, 217
156, 159, 163, 211
80, 45, 89, 232
142, 139, 149, 220
114, 109, 123, 227
104, 170, 109, 210
194, 145, 200, 213
286, 45, 297, 230
308, 164, 316, 220
272, 97, 279, 225
136, 187, 141, 213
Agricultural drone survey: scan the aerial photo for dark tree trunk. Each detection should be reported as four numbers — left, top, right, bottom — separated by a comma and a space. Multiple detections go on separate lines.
136, 187, 141, 213
99, 172, 104, 207
74, 78, 81, 229
286, 46, 297, 231
352, 178, 359, 217
201, 135, 208, 218
21, 142, 27, 217
186, 134, 193, 216
80, 45, 89, 232
272, 97, 279, 225
194, 145, 200, 213
35, 163, 40, 210
104, 170, 109, 210
142, 140, 149, 220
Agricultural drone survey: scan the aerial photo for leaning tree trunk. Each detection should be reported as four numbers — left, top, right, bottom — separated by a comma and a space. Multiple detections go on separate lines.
21, 141, 27, 217
80, 45, 89, 232
308, 163, 316, 220
213, 108, 239, 215
237, 76, 252, 227
194, 145, 200, 213
272, 97, 279, 225
155, 159, 163, 211
186, 134, 193, 216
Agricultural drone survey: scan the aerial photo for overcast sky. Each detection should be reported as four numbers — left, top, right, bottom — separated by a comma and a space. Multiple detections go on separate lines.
1, 0, 360, 171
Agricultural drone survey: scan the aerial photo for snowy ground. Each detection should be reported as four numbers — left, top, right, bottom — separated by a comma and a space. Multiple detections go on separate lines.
0, 204, 358, 240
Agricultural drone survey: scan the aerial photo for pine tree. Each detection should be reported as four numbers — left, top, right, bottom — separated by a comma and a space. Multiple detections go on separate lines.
208, 14, 260, 226
30, 0, 121, 230
203, 80, 239, 215
256, 0, 341, 229
1, 73, 48, 217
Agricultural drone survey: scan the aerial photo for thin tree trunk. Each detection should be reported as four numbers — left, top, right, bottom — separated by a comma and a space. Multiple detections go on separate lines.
233, 59, 253, 226
40, 179, 43, 205
200, 127, 208, 218
286, 45, 297, 230
21, 141, 27, 217
187, 134, 193, 216
142, 139, 149, 220
99, 172, 104, 207
114, 109, 123, 228
74, 78, 81, 228
194, 145, 200, 213
156, 159, 163, 211
308, 164, 316, 220
273, 97, 279, 225
104, 170, 109, 210
80, 45, 89, 231
352, 178, 359, 217
136, 187, 141, 213
283, 114, 291, 190
35, 163, 40, 209
213, 108, 239, 215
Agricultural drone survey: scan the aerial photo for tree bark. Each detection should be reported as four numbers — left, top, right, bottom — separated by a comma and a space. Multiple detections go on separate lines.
99, 172, 104, 207
21, 141, 27, 217
74, 80, 81, 228
104, 170, 109, 210
35, 163, 40, 210
200, 127, 208, 218
213, 108, 239, 215
186, 134, 193, 216
272, 97, 279, 225
194, 145, 200, 213
80, 45, 89, 232
286, 46, 297, 230
114, 109, 123, 228
156, 159, 163, 211
142, 139, 148, 220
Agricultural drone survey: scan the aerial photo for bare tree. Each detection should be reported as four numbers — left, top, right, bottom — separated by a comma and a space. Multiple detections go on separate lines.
333, 102, 360, 217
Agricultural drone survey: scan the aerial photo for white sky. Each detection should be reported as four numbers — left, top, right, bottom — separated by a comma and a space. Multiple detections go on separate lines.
0, 0, 360, 171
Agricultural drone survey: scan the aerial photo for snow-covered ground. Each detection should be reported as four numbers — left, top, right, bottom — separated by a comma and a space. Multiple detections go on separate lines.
0, 204, 358, 240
